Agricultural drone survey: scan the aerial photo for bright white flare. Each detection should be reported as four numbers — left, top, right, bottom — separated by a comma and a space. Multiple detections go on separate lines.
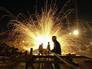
73, 29, 79, 35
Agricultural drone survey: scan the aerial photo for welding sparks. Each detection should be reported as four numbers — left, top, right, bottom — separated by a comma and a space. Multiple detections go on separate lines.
8, 9, 65, 53
3, 2, 82, 55
1, 0, 92, 56
6, 8, 82, 55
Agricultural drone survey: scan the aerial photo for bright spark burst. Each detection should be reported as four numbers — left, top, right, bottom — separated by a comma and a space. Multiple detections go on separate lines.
9, 9, 65, 53
1, 1, 92, 56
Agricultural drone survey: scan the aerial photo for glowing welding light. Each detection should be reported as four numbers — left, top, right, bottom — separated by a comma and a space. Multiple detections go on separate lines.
73, 30, 79, 36
36, 36, 54, 50
36, 36, 44, 45
9, 9, 65, 54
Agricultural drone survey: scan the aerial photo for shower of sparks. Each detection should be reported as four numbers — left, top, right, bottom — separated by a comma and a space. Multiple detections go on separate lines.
7, 9, 68, 54
0, 1, 92, 56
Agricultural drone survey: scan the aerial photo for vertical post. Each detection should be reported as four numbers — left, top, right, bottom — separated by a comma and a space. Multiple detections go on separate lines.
30, 48, 35, 69
25, 48, 33, 69
30, 48, 33, 56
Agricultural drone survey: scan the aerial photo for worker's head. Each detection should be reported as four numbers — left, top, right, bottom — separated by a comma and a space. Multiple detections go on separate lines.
52, 36, 57, 42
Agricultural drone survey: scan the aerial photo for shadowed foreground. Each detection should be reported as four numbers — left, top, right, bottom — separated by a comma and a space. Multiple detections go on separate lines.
0, 55, 92, 69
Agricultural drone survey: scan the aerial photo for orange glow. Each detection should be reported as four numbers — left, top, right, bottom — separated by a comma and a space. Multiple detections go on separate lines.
7, 9, 74, 55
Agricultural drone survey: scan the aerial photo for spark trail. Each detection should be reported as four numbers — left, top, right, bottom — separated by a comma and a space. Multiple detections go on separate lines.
7, 9, 66, 53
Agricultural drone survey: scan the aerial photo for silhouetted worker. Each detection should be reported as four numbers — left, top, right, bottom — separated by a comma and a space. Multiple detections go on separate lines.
39, 43, 43, 55
47, 42, 50, 53
51, 36, 61, 69
52, 36, 61, 55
